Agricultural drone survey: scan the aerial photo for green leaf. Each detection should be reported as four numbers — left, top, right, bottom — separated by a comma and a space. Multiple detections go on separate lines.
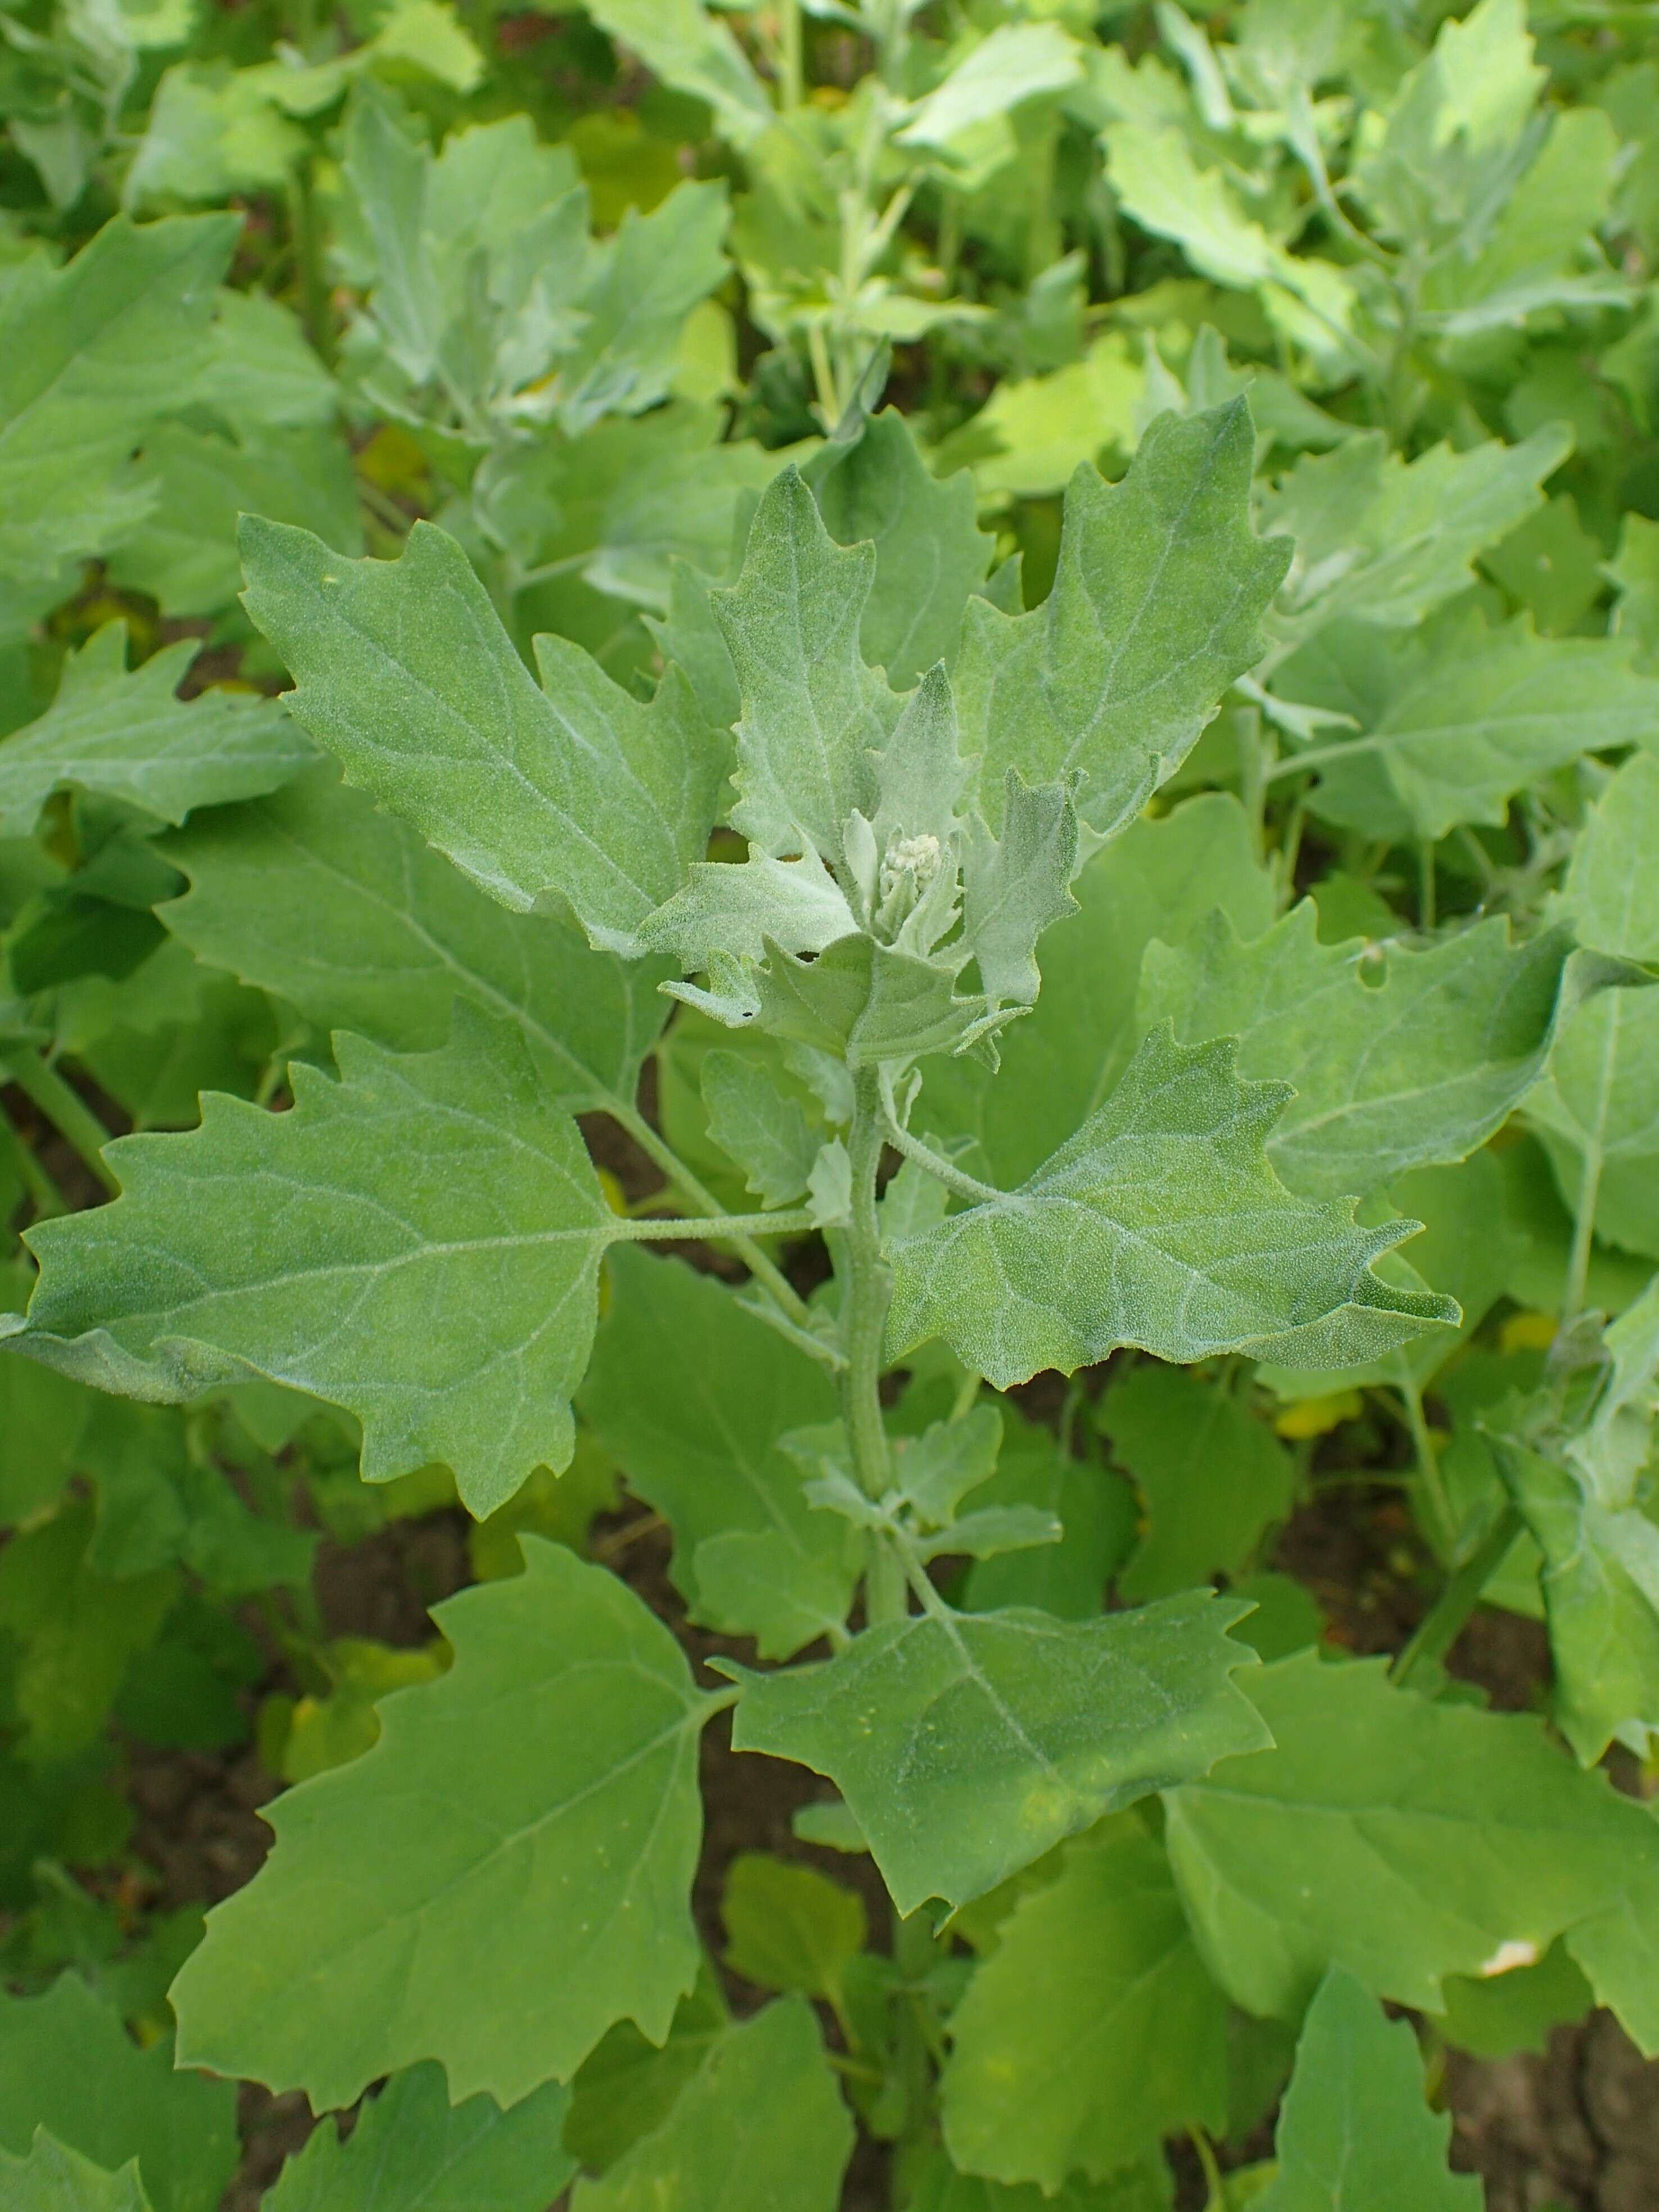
161, 765, 671, 1117
197, 288, 337, 436
1485, 1277, 1659, 1765
0, 1975, 237, 2212
473, 404, 776, 618
1610, 513, 1659, 672
960, 1410, 1138, 1621
238, 516, 721, 952
569, 1998, 853, 2212
264, 2062, 573, 2212
1527, 752, 1659, 1260
801, 409, 995, 689
713, 466, 896, 869
721, 1853, 867, 2007
563, 1964, 731, 2177
954, 402, 1290, 839
1256, 1968, 1480, 2211
1427, 1938, 1593, 2061
722, 1588, 1269, 1915
581, 0, 774, 148
0, 214, 239, 583
557, 183, 734, 437
0, 1503, 176, 1762
171, 1542, 713, 2108
1271, 614, 1659, 842
1102, 1364, 1293, 1601
923, 793, 1274, 1188
1142, 905, 1621, 1201
888, 1026, 1455, 1390
961, 775, 1079, 1011
10, 1011, 614, 1516
0, 2133, 151, 2212
1264, 426, 1572, 643
580, 1249, 848, 1630
699, 1050, 821, 1207
910, 2159, 1172, 2212
0, 625, 310, 839
941, 1820, 1226, 2188
1480, 494, 1607, 637
1162, 1649, 1659, 2039
897, 23, 1082, 160
106, 424, 361, 620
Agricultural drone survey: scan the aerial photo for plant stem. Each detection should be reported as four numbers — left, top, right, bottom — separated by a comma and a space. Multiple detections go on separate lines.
878, 1083, 1000, 1206
842, 1071, 894, 1507
0, 1098, 67, 1217
289, 154, 334, 370
777, 0, 803, 110
1391, 1355, 1452, 1550
616, 1208, 820, 1243
1, 1050, 119, 1195
1418, 839, 1436, 932
1393, 1504, 1524, 1689
617, 1106, 813, 1328
1562, 998, 1621, 1320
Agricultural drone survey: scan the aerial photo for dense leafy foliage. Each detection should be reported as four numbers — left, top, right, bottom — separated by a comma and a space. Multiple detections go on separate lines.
2, 0, 1659, 2204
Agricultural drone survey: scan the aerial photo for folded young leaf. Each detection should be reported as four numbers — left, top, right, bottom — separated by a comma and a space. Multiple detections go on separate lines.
953, 400, 1291, 839
0, 625, 311, 839
570, 1997, 853, 2212
0, 1973, 237, 2212
8, 1010, 615, 1516
238, 516, 722, 951
1256, 1967, 1480, 2211
263, 2060, 572, 2212
160, 766, 672, 1116
940, 1821, 1227, 2189
888, 1026, 1455, 1388
0, 2132, 152, 2212
721, 1588, 1268, 1915
1142, 905, 1629, 1201
1271, 614, 1659, 841
171, 1542, 716, 2109
713, 467, 897, 868
0, 212, 239, 582
1162, 1649, 1659, 2042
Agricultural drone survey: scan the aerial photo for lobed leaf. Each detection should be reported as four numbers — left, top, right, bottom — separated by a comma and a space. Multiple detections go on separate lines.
170, 1542, 715, 2109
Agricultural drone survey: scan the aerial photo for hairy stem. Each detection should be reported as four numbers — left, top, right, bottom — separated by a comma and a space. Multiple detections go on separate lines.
617, 1105, 813, 1327
878, 1085, 1000, 1206
1393, 1504, 1525, 1689
2, 1051, 119, 1196
843, 1070, 895, 1523
615, 1208, 821, 1243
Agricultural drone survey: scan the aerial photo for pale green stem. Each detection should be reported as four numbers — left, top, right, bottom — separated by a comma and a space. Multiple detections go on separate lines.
617, 1104, 813, 1328
878, 1069, 1001, 1205
1393, 1504, 1524, 1689
0, 1097, 67, 1217
842, 1069, 894, 1512
1392, 1355, 1452, 1551
614, 1208, 820, 1243
1563, 997, 1620, 1320
777, 0, 803, 108
2, 1051, 118, 1195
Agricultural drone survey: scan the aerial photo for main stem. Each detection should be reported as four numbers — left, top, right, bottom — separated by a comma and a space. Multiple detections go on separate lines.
844, 1069, 905, 1622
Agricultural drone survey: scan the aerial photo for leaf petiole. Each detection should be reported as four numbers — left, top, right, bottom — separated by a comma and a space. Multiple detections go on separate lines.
0, 1048, 119, 1196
